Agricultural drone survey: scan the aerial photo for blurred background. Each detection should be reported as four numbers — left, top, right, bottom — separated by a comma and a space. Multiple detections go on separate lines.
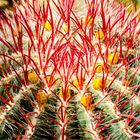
0, 0, 140, 10
0, 0, 140, 18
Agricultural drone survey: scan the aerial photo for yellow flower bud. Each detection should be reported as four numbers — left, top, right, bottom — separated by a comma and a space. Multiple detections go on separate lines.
108, 52, 119, 65
59, 87, 71, 98
92, 78, 103, 90
28, 71, 38, 84
82, 16, 93, 27
73, 80, 79, 87
44, 20, 52, 31
80, 94, 93, 109
95, 63, 103, 73
95, 29, 104, 40
63, 23, 68, 32
73, 79, 84, 89
46, 75, 56, 86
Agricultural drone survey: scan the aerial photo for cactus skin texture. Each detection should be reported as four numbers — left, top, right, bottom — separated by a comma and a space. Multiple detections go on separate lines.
0, 0, 140, 140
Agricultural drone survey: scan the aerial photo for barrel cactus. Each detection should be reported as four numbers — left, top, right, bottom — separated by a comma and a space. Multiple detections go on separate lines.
0, 0, 140, 139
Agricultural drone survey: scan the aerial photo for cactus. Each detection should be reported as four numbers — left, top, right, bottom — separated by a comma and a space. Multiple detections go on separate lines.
0, 0, 140, 139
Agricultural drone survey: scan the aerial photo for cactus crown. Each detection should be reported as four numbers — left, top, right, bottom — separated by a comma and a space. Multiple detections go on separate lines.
0, 0, 140, 139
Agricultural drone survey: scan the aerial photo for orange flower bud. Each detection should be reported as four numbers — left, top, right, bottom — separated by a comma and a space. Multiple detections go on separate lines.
35, 91, 48, 104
